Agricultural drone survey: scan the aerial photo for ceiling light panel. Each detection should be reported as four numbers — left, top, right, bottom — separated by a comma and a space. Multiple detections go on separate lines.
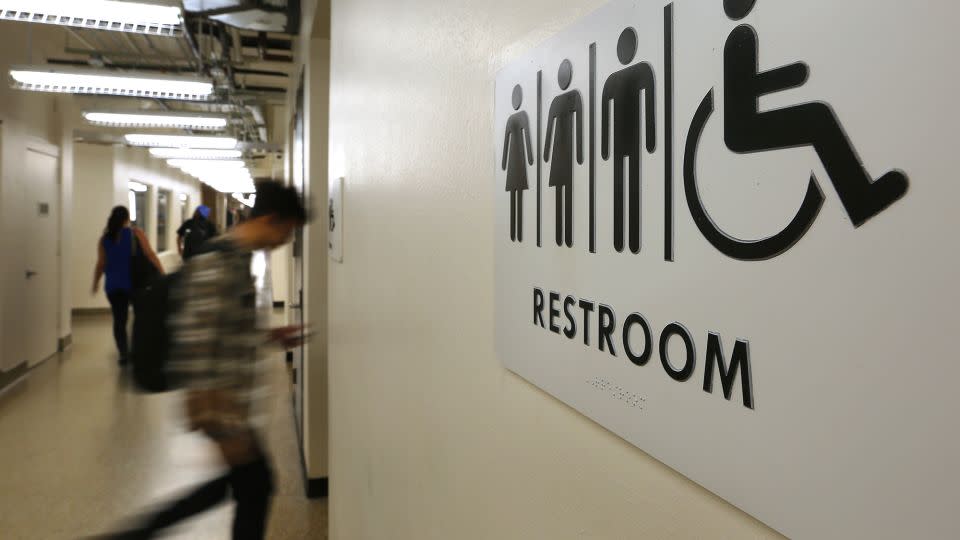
233, 193, 256, 207
0, 0, 182, 36
149, 148, 242, 160
168, 158, 248, 170
125, 134, 237, 149
84, 111, 227, 130
11, 66, 213, 101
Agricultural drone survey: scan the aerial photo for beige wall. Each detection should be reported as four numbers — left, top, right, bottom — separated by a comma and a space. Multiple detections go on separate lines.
112, 145, 202, 258
57, 97, 76, 340
71, 143, 116, 311
286, 0, 332, 480
71, 143, 202, 310
303, 37, 330, 479
325, 0, 782, 538
0, 22, 72, 368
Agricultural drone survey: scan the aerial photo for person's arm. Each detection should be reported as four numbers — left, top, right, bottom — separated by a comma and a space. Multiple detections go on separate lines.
575, 93, 584, 165
543, 106, 556, 162
643, 68, 656, 153
601, 82, 612, 160
523, 113, 534, 166
502, 124, 511, 171
133, 227, 166, 275
92, 240, 106, 293
176, 222, 186, 255
756, 62, 809, 95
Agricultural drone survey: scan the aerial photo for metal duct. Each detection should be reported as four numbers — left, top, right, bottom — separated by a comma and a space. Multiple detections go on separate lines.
183, 0, 299, 34
246, 104, 268, 143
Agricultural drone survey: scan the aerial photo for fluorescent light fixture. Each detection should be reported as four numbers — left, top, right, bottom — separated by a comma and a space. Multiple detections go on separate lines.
10, 66, 212, 100
170, 158, 255, 193
129, 181, 148, 192
125, 134, 237, 149
206, 177, 256, 193
168, 159, 247, 170
149, 148, 242, 160
128, 190, 137, 221
0, 0, 182, 36
83, 111, 227, 130
233, 193, 256, 208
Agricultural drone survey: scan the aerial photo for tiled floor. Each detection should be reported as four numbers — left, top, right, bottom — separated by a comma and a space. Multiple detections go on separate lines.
0, 313, 328, 539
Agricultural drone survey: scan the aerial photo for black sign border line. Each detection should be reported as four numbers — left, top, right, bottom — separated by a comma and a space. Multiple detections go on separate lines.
589, 42, 597, 254
537, 70, 543, 248
664, 3, 675, 262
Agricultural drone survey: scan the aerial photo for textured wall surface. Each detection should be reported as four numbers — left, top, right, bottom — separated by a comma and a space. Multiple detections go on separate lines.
326, 0, 781, 538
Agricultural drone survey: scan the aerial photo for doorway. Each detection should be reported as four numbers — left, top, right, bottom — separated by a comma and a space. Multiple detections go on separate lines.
289, 68, 307, 440
20, 143, 60, 367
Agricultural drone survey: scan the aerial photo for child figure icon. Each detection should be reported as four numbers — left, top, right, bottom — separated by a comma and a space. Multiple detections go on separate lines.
723, 0, 908, 228
502, 84, 534, 242
544, 59, 584, 248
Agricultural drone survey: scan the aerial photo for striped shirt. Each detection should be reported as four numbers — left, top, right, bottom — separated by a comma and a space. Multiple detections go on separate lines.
169, 238, 268, 436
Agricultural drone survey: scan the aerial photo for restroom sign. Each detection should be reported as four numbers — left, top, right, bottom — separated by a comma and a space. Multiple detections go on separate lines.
495, 1, 959, 538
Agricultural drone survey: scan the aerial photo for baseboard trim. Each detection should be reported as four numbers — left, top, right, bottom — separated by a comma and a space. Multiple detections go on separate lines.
0, 363, 30, 397
72, 308, 111, 316
306, 477, 329, 499
58, 334, 72, 352
273, 301, 285, 309
292, 395, 329, 499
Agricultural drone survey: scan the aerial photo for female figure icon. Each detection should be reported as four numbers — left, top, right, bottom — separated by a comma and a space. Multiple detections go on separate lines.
544, 59, 584, 248
502, 84, 534, 242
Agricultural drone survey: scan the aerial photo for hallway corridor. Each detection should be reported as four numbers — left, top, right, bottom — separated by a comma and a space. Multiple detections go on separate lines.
0, 314, 327, 540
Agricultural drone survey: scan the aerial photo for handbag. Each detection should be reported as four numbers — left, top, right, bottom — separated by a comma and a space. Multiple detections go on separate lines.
130, 229, 161, 290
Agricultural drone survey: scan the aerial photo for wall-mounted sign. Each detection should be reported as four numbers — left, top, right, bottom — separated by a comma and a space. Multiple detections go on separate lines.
495, 1, 958, 538
329, 176, 343, 263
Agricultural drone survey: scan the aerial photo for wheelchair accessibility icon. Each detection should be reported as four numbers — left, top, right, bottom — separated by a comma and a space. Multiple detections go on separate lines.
683, 0, 909, 261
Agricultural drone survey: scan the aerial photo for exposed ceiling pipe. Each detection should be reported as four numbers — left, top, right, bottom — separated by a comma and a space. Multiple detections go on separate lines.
120, 33, 144, 57
241, 35, 292, 51
246, 104, 268, 143
180, 16, 206, 74
65, 28, 98, 52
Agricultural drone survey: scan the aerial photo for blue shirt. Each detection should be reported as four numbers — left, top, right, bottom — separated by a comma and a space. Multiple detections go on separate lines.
103, 228, 133, 293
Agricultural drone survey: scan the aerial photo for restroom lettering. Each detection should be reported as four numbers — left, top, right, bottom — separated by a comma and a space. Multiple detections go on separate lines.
533, 287, 754, 409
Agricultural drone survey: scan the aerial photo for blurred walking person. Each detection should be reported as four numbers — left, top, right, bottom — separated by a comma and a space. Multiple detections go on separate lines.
177, 204, 217, 260
92, 206, 164, 365
95, 181, 308, 540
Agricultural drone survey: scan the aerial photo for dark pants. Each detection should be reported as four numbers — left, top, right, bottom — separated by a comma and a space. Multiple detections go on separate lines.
106, 290, 131, 360
111, 453, 274, 540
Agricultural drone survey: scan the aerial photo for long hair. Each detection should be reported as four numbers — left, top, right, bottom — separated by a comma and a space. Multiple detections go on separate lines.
104, 206, 130, 243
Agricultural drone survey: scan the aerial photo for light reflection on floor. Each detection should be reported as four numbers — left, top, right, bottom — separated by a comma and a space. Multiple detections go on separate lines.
0, 313, 327, 540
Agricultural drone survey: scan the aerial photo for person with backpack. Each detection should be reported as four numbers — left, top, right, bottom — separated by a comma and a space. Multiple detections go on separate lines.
92, 206, 164, 365
177, 205, 217, 260
96, 181, 307, 540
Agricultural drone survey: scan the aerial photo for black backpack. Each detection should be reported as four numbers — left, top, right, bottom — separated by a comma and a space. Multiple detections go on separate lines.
183, 220, 213, 259
130, 271, 182, 392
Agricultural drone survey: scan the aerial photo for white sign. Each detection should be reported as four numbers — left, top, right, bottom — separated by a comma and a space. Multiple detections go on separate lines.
329, 176, 343, 263
494, 1, 960, 538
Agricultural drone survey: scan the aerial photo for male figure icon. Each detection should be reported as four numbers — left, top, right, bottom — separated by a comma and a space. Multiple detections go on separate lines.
502, 84, 534, 242
723, 0, 908, 227
602, 28, 656, 254
544, 59, 584, 248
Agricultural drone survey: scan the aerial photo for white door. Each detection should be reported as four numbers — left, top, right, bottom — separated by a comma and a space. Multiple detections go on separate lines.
21, 146, 59, 366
